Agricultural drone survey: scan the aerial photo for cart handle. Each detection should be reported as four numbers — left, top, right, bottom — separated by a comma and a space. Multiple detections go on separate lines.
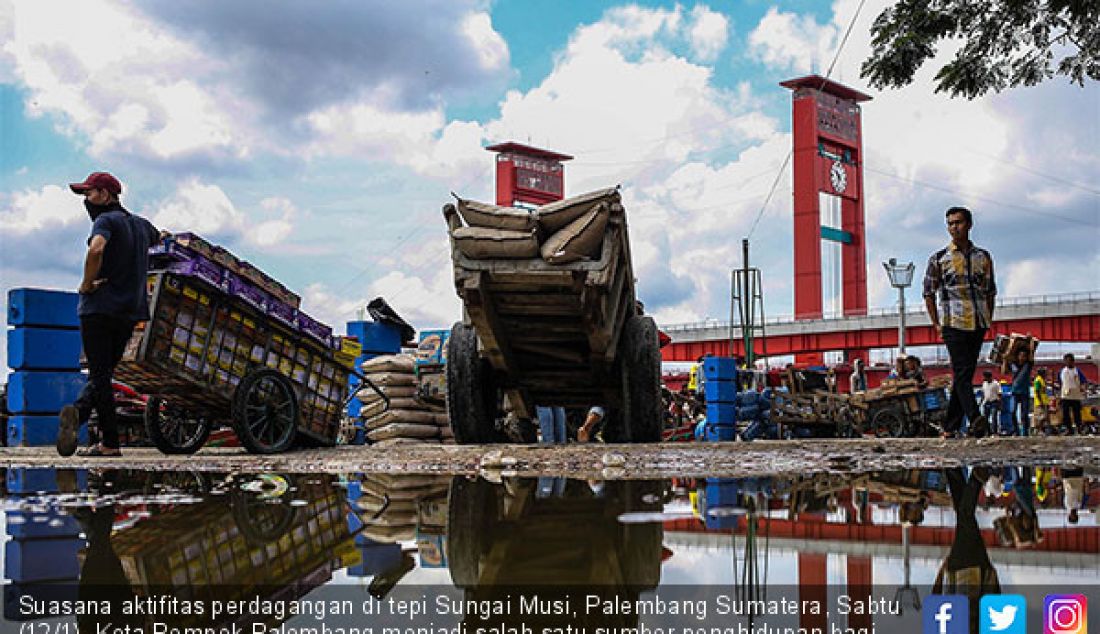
344, 367, 390, 413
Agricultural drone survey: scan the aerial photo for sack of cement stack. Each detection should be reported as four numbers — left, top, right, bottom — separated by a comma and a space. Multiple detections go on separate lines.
363, 371, 416, 387
366, 409, 438, 429
356, 383, 417, 402
361, 354, 416, 374
368, 422, 441, 442
454, 197, 538, 232
540, 201, 610, 264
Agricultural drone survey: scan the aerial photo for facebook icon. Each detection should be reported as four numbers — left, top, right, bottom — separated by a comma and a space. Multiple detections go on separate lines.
924, 595, 969, 634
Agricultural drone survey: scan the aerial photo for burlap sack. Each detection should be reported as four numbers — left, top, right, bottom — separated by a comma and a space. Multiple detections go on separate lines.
367, 409, 439, 430
540, 202, 609, 264
360, 397, 422, 419
360, 524, 416, 543
457, 198, 537, 232
536, 187, 619, 232
361, 354, 415, 374
452, 227, 539, 259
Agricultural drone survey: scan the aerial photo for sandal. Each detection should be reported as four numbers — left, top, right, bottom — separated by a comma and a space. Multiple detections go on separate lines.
78, 444, 122, 457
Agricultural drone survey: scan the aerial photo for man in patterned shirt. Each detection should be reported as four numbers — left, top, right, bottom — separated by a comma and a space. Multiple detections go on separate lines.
923, 206, 996, 438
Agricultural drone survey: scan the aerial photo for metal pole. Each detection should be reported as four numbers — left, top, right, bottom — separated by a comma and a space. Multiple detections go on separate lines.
897, 286, 906, 352
743, 238, 753, 366
898, 287, 907, 354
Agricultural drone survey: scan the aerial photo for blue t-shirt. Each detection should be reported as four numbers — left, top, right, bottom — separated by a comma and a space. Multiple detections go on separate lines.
78, 208, 159, 321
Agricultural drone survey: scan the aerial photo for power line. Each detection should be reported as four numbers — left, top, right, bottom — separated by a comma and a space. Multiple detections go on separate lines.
746, 0, 869, 239
959, 147, 1100, 196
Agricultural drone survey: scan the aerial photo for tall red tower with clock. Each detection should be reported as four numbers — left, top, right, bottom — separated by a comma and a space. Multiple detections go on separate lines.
486, 142, 573, 207
781, 75, 872, 364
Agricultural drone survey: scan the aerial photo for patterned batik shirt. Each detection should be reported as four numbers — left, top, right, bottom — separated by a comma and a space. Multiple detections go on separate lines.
922, 241, 996, 331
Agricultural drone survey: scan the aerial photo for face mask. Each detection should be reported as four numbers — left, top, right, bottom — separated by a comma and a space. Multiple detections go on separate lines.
85, 199, 113, 221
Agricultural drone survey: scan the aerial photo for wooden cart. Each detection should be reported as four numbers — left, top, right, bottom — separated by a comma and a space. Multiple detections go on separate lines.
115, 271, 378, 454
442, 189, 662, 443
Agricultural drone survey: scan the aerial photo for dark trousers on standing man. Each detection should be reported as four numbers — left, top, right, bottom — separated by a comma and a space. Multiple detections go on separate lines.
1061, 399, 1082, 434
942, 326, 986, 435
74, 314, 136, 449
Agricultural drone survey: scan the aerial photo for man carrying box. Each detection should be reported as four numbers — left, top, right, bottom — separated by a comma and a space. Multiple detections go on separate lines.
57, 172, 163, 457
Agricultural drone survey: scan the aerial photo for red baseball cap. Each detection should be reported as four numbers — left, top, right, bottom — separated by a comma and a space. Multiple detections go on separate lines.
69, 172, 122, 195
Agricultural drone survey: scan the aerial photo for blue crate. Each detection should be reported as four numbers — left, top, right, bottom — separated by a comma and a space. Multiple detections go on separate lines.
415, 329, 450, 366
4, 539, 82, 583
703, 356, 738, 381
7, 289, 80, 329
6, 511, 81, 539
6, 371, 85, 414
346, 321, 402, 355
6, 468, 87, 494
7, 327, 83, 370
704, 380, 739, 403
5, 583, 80, 622
703, 423, 737, 442
7, 415, 89, 447
703, 478, 744, 529
706, 402, 738, 425
922, 389, 947, 410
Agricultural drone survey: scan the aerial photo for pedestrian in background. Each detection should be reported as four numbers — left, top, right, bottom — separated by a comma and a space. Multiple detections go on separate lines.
535, 406, 567, 444
849, 358, 867, 393
1009, 348, 1033, 436
923, 206, 997, 438
58, 172, 162, 458
1059, 353, 1086, 435
980, 370, 1003, 434
1033, 368, 1051, 435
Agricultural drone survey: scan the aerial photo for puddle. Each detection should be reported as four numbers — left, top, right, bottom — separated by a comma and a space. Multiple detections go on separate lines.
1, 466, 1095, 632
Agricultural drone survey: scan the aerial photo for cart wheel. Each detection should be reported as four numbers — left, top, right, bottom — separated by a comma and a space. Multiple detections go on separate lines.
144, 396, 212, 455
835, 405, 861, 439
232, 368, 299, 454
446, 323, 499, 444
618, 315, 663, 443
871, 407, 906, 438
446, 476, 497, 588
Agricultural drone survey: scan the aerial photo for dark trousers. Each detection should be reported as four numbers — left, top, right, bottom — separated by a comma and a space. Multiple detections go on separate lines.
1061, 399, 1082, 433
1013, 393, 1030, 436
75, 314, 136, 449
942, 327, 985, 434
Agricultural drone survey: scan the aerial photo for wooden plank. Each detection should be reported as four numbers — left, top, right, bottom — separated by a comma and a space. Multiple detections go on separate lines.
511, 342, 587, 365
462, 274, 518, 376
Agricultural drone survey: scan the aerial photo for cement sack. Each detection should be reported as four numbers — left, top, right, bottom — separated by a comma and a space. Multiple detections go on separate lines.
366, 409, 439, 430
536, 187, 619, 232
360, 397, 421, 420
432, 412, 450, 427
361, 479, 447, 502
456, 197, 537, 232
368, 422, 442, 441
361, 354, 415, 374
363, 372, 416, 387
357, 384, 417, 403
540, 202, 609, 264
369, 474, 450, 490
452, 227, 539, 260
355, 496, 418, 516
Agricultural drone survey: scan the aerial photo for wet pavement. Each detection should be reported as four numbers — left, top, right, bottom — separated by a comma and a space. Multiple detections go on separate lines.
0, 463, 1096, 634
1, 436, 1098, 478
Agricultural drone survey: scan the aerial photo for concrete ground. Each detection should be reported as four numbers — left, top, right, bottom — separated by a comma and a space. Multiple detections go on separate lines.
1, 436, 1097, 479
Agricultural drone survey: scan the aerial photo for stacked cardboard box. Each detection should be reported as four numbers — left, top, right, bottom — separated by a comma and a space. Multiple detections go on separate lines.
5, 289, 88, 446
989, 333, 1039, 373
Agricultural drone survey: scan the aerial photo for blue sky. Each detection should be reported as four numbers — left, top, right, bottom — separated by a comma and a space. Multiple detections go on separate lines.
2, 0, 1098, 363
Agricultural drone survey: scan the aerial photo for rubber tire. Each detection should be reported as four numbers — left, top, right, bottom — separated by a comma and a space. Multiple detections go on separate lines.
871, 407, 906, 438
232, 368, 299, 454
446, 323, 498, 444
144, 395, 211, 455
446, 476, 495, 588
618, 315, 663, 443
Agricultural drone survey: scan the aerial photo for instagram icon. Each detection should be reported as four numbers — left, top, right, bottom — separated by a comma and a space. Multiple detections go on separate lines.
1045, 595, 1088, 634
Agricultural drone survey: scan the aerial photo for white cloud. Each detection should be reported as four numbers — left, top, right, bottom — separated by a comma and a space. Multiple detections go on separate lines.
748, 6, 838, 73
0, 184, 85, 234
687, 6, 729, 63
462, 12, 509, 72
150, 180, 297, 250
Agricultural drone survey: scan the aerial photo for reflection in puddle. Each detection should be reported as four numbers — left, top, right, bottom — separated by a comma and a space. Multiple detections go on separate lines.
1, 467, 1095, 631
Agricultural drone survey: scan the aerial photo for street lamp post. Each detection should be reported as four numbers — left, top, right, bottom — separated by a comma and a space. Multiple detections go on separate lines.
883, 258, 915, 354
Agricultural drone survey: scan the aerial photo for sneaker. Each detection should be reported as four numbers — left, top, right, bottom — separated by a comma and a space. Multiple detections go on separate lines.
56, 405, 79, 457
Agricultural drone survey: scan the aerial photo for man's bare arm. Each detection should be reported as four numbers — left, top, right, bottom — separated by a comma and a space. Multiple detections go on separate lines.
924, 295, 940, 334
79, 234, 108, 294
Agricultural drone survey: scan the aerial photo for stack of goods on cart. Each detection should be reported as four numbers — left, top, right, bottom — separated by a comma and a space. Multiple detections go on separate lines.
353, 474, 450, 543
447, 187, 620, 264
988, 333, 1040, 373
135, 232, 346, 440
356, 354, 451, 445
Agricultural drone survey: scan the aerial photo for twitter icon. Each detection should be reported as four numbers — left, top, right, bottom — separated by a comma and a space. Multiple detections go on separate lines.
981, 595, 1027, 634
